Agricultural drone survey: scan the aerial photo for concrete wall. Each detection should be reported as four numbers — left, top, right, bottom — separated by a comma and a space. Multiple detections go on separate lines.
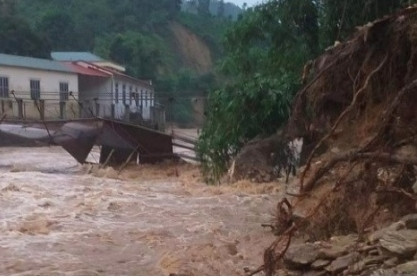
0, 65, 78, 100
0, 65, 79, 120
112, 77, 154, 120
78, 75, 112, 118
0, 65, 157, 122
78, 75, 155, 121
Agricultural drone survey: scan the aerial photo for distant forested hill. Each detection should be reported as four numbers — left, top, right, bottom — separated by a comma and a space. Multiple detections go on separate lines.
0, 0, 235, 93
0, 0, 240, 124
182, 0, 243, 20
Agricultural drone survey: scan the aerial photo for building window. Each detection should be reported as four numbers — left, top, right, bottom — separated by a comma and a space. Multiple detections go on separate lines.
129, 86, 132, 105
122, 84, 126, 104
0, 76, 9, 98
134, 91, 139, 107
115, 82, 119, 103
30, 79, 40, 100
59, 82, 69, 101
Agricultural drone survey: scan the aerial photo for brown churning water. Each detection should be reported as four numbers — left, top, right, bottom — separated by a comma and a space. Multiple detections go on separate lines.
0, 147, 280, 275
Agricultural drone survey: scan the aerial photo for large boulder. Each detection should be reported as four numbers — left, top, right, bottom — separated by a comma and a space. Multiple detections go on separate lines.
379, 230, 417, 258
401, 214, 417, 230
372, 261, 417, 275
324, 252, 359, 274
283, 243, 320, 269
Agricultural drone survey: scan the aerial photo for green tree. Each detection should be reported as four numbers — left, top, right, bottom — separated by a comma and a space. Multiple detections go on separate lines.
198, 0, 211, 16
0, 15, 50, 57
108, 32, 168, 80
319, 0, 414, 47
0, 0, 16, 16
37, 10, 77, 51
197, 0, 319, 182
217, 0, 225, 17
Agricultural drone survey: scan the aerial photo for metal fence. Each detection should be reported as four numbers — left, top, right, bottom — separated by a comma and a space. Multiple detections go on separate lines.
0, 92, 167, 132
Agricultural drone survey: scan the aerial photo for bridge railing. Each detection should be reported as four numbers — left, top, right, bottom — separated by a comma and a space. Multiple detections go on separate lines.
0, 94, 166, 132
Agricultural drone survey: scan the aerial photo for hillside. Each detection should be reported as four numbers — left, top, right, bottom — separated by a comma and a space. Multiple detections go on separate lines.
182, 0, 243, 20
0, 0, 232, 91
170, 22, 213, 74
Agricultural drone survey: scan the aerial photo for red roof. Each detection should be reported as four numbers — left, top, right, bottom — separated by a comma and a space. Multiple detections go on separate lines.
103, 67, 153, 89
63, 62, 110, 77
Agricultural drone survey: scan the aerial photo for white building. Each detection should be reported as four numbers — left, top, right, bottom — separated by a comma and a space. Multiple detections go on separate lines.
0, 52, 160, 125
0, 53, 79, 120
51, 52, 155, 121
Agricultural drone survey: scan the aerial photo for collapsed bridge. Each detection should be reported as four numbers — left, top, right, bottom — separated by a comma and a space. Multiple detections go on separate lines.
0, 118, 188, 166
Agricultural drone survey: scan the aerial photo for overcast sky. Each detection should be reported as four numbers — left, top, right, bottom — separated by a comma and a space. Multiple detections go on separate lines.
228, 0, 265, 8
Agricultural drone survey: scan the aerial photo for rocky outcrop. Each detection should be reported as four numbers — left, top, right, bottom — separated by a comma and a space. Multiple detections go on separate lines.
280, 214, 417, 275
283, 243, 320, 269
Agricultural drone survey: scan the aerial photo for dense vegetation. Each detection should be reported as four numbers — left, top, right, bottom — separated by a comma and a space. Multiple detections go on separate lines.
197, 0, 417, 182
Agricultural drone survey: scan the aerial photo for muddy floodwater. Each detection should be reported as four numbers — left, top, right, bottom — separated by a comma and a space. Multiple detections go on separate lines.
0, 147, 281, 275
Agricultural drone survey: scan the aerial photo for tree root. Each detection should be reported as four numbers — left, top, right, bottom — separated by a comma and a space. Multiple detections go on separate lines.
376, 186, 417, 201
303, 150, 417, 192
249, 223, 297, 276
362, 78, 417, 151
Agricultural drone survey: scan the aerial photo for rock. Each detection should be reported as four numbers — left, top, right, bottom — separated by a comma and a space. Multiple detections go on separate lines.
330, 147, 340, 154
379, 230, 417, 257
284, 243, 320, 269
275, 269, 288, 276
412, 180, 417, 194
368, 221, 406, 242
389, 221, 407, 231
401, 214, 417, 230
362, 255, 389, 265
372, 268, 395, 275
319, 245, 349, 259
368, 248, 380, 256
324, 252, 359, 274
358, 244, 376, 253
311, 259, 331, 270
318, 234, 358, 260
394, 261, 417, 275
303, 270, 327, 276
287, 270, 302, 276
345, 260, 366, 275
383, 257, 399, 268
360, 267, 378, 276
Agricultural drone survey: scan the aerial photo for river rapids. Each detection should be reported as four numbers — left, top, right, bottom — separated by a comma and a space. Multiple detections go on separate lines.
0, 147, 281, 275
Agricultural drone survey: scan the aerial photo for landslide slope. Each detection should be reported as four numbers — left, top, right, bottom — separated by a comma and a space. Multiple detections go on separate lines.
286, 6, 417, 239
169, 21, 213, 74
253, 7, 417, 276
